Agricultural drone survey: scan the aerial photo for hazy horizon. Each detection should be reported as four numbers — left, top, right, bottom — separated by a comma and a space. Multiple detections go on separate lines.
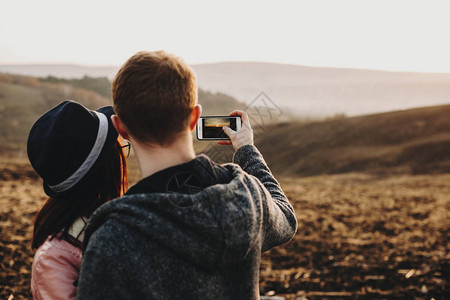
3, 60, 450, 75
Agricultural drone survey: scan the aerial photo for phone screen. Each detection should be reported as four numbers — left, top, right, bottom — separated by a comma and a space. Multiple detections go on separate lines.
202, 117, 238, 139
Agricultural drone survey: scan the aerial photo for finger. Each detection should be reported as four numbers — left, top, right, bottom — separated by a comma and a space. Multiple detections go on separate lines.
217, 141, 232, 145
229, 110, 245, 118
229, 110, 250, 126
222, 126, 235, 136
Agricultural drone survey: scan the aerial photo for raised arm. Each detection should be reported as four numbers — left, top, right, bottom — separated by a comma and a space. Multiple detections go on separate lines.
221, 111, 297, 251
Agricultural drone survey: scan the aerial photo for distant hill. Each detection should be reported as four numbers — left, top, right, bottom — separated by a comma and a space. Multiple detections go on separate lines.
0, 74, 112, 156
2, 62, 450, 117
0, 64, 117, 79
4, 72, 450, 177
3, 72, 449, 176
252, 105, 450, 176
0, 73, 244, 155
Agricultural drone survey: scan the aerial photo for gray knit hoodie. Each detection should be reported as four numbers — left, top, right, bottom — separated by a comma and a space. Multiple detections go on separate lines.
77, 145, 297, 299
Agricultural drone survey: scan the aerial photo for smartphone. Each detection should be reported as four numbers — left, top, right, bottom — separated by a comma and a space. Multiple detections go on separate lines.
196, 116, 241, 140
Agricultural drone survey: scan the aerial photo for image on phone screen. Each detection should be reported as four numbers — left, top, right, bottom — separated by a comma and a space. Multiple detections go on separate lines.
197, 116, 241, 140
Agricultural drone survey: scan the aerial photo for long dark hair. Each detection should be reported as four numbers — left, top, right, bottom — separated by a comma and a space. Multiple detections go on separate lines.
32, 139, 128, 249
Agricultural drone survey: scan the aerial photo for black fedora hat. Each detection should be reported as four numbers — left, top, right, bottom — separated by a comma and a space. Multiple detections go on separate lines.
27, 100, 118, 197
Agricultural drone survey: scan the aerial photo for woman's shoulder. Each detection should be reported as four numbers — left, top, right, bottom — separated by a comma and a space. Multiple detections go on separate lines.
32, 235, 81, 300
34, 234, 82, 268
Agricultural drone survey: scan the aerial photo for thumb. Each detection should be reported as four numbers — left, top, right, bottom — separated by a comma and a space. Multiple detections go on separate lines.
222, 126, 234, 136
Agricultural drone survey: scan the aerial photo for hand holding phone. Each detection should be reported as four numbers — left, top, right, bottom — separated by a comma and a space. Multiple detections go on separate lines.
219, 110, 254, 150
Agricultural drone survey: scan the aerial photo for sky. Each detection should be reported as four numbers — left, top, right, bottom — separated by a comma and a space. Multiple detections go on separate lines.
1, 0, 449, 73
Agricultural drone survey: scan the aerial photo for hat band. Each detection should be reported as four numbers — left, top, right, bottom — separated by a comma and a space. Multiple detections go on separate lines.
48, 112, 109, 193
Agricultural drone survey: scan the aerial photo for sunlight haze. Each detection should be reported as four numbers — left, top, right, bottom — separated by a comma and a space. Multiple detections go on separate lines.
1, 0, 449, 73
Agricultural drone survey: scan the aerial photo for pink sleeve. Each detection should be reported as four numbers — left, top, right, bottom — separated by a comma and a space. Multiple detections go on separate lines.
31, 239, 81, 300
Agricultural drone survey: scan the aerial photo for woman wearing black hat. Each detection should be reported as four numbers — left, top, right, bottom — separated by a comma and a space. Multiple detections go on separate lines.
27, 100, 128, 300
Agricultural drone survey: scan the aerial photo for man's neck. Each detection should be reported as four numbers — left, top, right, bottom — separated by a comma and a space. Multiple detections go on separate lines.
131, 132, 197, 179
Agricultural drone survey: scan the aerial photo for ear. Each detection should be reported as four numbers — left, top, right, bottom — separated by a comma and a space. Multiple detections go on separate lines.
111, 115, 130, 140
189, 104, 202, 132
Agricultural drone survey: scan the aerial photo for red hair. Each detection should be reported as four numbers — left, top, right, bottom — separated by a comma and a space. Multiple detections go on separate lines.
32, 139, 128, 249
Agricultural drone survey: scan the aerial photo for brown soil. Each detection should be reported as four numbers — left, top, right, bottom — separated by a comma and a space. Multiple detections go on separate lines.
260, 173, 449, 299
1, 161, 448, 299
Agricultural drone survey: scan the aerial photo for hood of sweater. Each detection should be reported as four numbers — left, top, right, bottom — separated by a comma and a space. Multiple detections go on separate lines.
82, 154, 268, 270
